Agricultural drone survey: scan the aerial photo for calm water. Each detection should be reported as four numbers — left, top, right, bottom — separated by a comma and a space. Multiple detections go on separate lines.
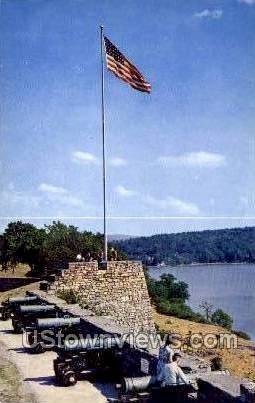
148, 264, 255, 339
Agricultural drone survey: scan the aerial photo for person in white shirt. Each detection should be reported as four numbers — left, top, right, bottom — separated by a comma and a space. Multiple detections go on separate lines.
156, 335, 175, 382
76, 254, 82, 262
161, 353, 188, 386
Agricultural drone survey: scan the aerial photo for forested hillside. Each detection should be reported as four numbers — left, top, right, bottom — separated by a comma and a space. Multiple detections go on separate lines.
115, 227, 255, 266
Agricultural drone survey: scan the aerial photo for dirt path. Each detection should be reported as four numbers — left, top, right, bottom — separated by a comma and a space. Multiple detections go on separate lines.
0, 341, 36, 403
0, 320, 117, 403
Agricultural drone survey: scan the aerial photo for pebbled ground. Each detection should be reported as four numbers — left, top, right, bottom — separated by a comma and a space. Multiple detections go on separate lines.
0, 319, 117, 403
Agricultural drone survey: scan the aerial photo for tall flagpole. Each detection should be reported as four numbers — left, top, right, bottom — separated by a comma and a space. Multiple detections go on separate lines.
100, 25, 108, 262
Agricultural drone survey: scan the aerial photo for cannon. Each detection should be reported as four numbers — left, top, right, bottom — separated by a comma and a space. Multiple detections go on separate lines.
53, 336, 124, 386
0, 295, 39, 321
11, 304, 60, 334
121, 375, 157, 393
118, 375, 197, 402
36, 317, 81, 330
26, 317, 82, 354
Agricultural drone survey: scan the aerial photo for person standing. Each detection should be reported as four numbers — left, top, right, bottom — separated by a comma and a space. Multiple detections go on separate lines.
157, 335, 175, 381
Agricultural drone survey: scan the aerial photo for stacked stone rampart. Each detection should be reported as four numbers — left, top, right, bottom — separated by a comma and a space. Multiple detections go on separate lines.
54, 260, 155, 333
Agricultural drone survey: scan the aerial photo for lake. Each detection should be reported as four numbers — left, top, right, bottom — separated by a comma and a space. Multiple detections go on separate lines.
148, 263, 255, 340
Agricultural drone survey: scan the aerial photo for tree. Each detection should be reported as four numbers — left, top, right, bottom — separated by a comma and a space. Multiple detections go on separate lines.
146, 273, 189, 304
42, 221, 85, 271
115, 227, 255, 265
1, 221, 46, 271
199, 300, 214, 321
211, 309, 233, 330
42, 221, 106, 272
0, 220, 125, 275
0, 234, 8, 271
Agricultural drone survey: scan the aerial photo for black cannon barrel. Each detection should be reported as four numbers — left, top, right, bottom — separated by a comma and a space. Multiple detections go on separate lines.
58, 336, 120, 352
8, 296, 38, 304
36, 317, 81, 330
121, 376, 157, 393
19, 304, 56, 314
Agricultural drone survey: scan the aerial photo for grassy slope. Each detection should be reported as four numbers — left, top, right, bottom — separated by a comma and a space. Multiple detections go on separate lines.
0, 281, 41, 303
154, 310, 255, 381
0, 264, 40, 303
0, 264, 33, 278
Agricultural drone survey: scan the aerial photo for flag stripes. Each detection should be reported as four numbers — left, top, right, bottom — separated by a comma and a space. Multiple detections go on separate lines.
104, 36, 151, 93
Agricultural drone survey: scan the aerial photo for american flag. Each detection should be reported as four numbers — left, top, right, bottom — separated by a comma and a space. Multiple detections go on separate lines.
103, 36, 151, 93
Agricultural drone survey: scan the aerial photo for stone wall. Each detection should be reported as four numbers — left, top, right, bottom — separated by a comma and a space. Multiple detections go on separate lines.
197, 373, 255, 403
54, 260, 155, 333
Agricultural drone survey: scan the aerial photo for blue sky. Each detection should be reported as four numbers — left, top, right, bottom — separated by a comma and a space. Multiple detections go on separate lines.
1, 0, 255, 235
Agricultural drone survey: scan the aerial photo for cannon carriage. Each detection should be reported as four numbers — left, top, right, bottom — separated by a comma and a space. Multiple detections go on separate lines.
26, 316, 82, 354
11, 304, 64, 334
53, 335, 126, 386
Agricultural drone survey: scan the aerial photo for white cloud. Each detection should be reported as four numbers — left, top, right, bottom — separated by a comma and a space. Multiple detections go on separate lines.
0, 184, 41, 217
145, 195, 200, 216
71, 151, 99, 165
38, 183, 84, 207
38, 183, 67, 194
56, 194, 84, 208
115, 185, 137, 198
238, 0, 255, 4
115, 184, 200, 215
194, 9, 223, 19
0, 188, 40, 209
158, 151, 226, 168
109, 157, 127, 167
72, 151, 127, 168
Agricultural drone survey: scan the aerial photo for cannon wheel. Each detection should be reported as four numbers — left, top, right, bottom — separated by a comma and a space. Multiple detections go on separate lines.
53, 360, 66, 380
27, 332, 35, 345
62, 370, 77, 387
30, 342, 45, 354
1, 310, 10, 321
12, 319, 23, 334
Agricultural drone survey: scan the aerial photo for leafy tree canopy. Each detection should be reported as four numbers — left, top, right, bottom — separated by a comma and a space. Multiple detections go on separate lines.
0, 220, 121, 273
211, 309, 233, 330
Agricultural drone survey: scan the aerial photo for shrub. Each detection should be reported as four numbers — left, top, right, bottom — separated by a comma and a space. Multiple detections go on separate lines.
232, 330, 251, 340
211, 309, 233, 330
57, 289, 78, 304
211, 356, 223, 371
157, 300, 207, 323
148, 274, 189, 304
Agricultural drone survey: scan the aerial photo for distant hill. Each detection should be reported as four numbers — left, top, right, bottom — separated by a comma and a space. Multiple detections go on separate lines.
108, 234, 134, 242
114, 227, 255, 266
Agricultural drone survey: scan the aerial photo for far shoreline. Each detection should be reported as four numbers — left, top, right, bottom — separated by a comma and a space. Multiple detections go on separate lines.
148, 261, 255, 269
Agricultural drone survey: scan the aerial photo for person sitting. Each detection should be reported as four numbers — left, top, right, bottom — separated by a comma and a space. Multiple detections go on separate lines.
156, 335, 175, 382
161, 353, 188, 386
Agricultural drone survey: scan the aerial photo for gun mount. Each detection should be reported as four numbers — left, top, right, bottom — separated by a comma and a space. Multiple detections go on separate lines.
11, 304, 60, 334
53, 336, 125, 386
26, 317, 82, 354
